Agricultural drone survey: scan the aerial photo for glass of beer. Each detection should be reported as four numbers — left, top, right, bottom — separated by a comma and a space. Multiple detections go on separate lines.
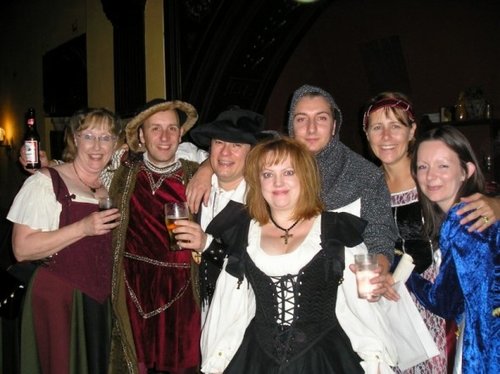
164, 201, 189, 250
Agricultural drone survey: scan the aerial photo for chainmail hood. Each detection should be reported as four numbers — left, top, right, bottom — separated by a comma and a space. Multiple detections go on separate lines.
286, 84, 345, 209
287, 84, 343, 139
284, 85, 397, 260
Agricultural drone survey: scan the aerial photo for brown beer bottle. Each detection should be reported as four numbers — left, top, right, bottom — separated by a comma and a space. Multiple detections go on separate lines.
24, 107, 41, 169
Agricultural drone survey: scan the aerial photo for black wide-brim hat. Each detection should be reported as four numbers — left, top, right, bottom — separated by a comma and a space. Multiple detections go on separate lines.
190, 108, 266, 148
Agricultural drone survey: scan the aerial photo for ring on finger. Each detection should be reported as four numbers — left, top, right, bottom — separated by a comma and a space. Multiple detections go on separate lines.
482, 216, 489, 224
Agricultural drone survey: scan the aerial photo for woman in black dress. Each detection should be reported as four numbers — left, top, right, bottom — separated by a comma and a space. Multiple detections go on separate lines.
201, 137, 412, 373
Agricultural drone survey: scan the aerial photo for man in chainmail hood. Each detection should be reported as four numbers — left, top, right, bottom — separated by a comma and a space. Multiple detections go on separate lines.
288, 84, 397, 274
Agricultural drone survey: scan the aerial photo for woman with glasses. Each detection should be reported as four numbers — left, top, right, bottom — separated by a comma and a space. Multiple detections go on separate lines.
7, 108, 121, 373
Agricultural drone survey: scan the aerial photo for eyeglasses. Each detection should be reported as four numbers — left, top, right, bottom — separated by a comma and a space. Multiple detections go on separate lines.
77, 133, 117, 144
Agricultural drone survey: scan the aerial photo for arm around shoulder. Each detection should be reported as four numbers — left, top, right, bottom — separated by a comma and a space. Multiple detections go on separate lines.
457, 193, 500, 232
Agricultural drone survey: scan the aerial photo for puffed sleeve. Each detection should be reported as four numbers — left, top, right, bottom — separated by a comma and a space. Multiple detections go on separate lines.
177, 142, 208, 163
340, 245, 439, 372
7, 171, 61, 231
201, 259, 255, 374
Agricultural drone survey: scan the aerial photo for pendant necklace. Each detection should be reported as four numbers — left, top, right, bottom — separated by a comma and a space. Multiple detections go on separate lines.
269, 216, 300, 245
142, 153, 182, 195
73, 163, 102, 193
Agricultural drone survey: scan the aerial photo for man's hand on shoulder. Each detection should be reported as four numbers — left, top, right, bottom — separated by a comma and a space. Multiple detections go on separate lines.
457, 193, 499, 232
186, 159, 213, 213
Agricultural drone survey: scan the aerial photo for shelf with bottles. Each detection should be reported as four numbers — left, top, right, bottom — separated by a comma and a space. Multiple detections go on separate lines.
483, 155, 499, 195
427, 118, 500, 128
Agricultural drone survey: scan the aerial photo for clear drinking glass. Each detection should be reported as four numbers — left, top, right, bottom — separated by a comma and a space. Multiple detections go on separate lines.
354, 253, 380, 301
164, 201, 190, 250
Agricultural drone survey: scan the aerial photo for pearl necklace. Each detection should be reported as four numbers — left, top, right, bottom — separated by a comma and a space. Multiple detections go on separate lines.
141, 154, 182, 195
143, 153, 181, 175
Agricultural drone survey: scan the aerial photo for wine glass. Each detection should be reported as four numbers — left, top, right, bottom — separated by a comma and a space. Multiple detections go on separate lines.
98, 197, 115, 211
98, 197, 118, 224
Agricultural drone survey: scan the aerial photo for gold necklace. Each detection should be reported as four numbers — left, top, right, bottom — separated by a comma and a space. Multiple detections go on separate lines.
73, 163, 102, 193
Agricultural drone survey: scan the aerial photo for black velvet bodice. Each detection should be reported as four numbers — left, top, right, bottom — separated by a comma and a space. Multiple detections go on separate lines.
244, 249, 344, 365
392, 198, 433, 274
224, 211, 367, 367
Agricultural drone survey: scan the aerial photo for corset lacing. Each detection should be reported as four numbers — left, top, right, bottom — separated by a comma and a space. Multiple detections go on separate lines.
269, 273, 303, 365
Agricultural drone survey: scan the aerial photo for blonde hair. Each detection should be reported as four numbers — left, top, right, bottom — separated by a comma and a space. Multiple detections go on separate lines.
244, 136, 324, 224
63, 108, 120, 162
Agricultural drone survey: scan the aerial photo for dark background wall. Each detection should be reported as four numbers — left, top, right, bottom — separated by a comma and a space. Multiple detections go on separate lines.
265, 0, 500, 159
1, 0, 499, 216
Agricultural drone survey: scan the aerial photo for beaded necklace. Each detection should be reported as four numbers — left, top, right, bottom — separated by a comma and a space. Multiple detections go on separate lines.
141, 153, 182, 195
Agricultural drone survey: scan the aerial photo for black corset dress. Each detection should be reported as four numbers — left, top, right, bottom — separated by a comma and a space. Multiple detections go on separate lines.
224, 212, 366, 374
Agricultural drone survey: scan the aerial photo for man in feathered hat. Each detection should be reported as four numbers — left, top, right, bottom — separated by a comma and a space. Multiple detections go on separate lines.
109, 99, 205, 374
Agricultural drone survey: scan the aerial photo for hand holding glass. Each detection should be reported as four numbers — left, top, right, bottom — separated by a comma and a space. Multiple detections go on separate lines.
164, 202, 190, 250
98, 197, 118, 224
98, 197, 115, 211
354, 254, 380, 301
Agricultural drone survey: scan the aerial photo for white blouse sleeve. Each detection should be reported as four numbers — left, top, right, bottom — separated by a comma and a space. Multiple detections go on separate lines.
337, 244, 439, 373
201, 259, 256, 374
177, 142, 209, 163
336, 244, 398, 373
7, 172, 61, 231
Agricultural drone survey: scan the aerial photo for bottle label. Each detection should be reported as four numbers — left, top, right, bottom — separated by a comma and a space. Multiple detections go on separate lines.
27, 118, 35, 126
25, 140, 39, 163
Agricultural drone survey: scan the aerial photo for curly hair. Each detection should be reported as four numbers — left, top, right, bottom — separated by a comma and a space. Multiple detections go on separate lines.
62, 108, 120, 162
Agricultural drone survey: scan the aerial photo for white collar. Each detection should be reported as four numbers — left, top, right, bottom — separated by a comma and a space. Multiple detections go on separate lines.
210, 174, 246, 204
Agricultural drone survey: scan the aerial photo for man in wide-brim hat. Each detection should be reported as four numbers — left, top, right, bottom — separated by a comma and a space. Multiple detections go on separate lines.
125, 98, 198, 153
177, 107, 271, 320
185, 109, 280, 213
190, 107, 267, 148
109, 98, 207, 374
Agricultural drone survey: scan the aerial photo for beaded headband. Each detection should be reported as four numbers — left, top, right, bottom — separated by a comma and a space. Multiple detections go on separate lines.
363, 98, 415, 130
